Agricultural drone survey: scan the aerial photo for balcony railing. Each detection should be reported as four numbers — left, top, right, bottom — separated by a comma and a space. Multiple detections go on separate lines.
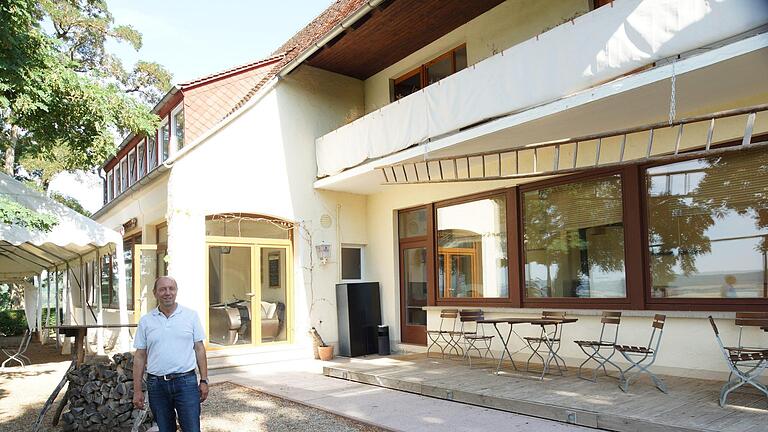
316, 0, 768, 177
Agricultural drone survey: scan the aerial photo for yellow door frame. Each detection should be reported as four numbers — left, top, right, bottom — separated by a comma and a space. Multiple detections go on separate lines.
204, 236, 293, 350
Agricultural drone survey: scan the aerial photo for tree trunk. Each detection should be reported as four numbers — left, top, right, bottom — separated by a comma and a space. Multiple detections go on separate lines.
3, 126, 18, 175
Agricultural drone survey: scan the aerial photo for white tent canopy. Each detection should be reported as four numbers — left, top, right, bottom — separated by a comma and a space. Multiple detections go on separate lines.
0, 172, 130, 351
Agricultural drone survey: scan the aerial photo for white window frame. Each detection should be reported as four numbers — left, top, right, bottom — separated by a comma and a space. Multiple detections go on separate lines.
114, 163, 122, 194
128, 148, 137, 186
159, 118, 170, 163
170, 104, 184, 154
137, 139, 146, 178
106, 170, 113, 202
340, 244, 365, 282
147, 131, 158, 171
120, 156, 129, 192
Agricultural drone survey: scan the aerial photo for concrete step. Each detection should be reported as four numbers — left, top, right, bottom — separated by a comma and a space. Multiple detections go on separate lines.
207, 343, 313, 370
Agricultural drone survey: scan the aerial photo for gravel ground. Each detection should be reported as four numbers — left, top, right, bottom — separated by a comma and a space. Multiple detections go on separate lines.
0, 347, 387, 432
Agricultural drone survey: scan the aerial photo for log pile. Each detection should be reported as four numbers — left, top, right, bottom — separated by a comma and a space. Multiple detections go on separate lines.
60, 352, 153, 432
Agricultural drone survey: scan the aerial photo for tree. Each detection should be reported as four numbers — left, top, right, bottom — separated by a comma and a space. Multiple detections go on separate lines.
0, 0, 171, 225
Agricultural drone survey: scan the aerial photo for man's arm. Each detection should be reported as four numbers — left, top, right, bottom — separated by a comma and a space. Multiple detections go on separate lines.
194, 341, 209, 402
132, 349, 147, 409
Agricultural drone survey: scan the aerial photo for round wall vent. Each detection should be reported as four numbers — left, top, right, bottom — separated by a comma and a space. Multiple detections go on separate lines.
320, 214, 333, 228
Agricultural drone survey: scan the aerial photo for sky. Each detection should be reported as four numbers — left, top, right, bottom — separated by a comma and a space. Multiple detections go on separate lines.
52, 0, 335, 212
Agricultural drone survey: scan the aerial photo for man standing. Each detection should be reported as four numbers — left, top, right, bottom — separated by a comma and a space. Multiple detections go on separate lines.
132, 276, 209, 432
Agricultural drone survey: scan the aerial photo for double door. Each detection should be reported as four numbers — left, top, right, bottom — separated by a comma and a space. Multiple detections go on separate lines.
205, 238, 292, 348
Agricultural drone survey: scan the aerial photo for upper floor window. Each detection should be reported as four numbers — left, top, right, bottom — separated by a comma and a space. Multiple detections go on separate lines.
106, 171, 113, 201
148, 133, 157, 171
392, 45, 467, 101
172, 107, 185, 151
160, 120, 170, 162
128, 149, 137, 186
114, 164, 121, 195
120, 157, 129, 191
138, 140, 146, 178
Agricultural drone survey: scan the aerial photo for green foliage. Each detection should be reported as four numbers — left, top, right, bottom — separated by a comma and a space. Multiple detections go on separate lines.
0, 195, 58, 231
0, 309, 27, 336
50, 191, 91, 217
0, 308, 57, 336
0, 0, 172, 189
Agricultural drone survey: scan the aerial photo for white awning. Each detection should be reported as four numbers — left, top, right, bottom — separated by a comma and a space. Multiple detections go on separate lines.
0, 172, 122, 279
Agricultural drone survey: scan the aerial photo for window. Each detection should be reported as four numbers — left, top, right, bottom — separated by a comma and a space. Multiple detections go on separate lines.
522, 175, 626, 299
392, 45, 467, 101
157, 223, 168, 277
106, 171, 113, 202
172, 107, 184, 151
341, 246, 363, 280
114, 164, 121, 195
138, 140, 146, 178
437, 195, 507, 299
99, 233, 139, 310
646, 148, 768, 299
120, 157, 128, 191
128, 149, 137, 185
147, 133, 157, 171
160, 120, 170, 162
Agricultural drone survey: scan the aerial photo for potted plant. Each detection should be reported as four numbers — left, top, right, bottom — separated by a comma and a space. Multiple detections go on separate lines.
309, 327, 334, 361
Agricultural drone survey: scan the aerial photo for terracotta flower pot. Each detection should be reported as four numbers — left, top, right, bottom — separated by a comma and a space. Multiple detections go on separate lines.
318, 345, 334, 361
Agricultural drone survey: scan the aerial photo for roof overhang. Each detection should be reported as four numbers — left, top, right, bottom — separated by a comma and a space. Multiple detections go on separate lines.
313, 33, 768, 194
282, 0, 504, 80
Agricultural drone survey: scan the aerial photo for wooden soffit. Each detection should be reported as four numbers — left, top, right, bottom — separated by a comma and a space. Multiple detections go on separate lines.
304, 0, 504, 80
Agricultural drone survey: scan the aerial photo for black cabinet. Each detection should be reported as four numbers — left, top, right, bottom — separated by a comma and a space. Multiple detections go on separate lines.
336, 282, 381, 357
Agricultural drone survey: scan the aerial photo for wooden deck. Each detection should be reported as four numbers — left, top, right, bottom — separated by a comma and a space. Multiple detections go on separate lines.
323, 354, 767, 432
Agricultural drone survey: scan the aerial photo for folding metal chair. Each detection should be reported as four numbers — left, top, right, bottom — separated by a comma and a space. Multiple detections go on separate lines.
1, 329, 32, 369
616, 314, 667, 393
525, 311, 567, 377
708, 314, 768, 407
575, 311, 622, 382
459, 309, 494, 368
426, 309, 462, 358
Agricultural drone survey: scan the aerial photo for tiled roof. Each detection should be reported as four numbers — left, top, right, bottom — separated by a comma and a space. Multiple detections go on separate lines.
224, 0, 368, 117
178, 53, 286, 90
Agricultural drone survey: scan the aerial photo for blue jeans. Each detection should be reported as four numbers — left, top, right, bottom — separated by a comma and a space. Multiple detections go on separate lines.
147, 373, 201, 432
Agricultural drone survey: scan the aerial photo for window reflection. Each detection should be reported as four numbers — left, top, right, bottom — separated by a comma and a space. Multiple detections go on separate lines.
437, 195, 507, 298
647, 149, 768, 298
523, 175, 626, 298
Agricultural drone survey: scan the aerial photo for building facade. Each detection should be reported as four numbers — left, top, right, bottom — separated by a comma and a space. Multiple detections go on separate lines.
94, 0, 768, 377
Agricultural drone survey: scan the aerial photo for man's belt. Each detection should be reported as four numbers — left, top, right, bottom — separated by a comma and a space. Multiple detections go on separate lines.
147, 370, 196, 381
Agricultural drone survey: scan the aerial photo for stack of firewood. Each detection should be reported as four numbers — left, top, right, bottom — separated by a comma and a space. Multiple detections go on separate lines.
59, 352, 152, 431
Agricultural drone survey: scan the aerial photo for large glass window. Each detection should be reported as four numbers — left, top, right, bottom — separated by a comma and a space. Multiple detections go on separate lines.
646, 149, 768, 299
523, 175, 626, 298
437, 195, 507, 298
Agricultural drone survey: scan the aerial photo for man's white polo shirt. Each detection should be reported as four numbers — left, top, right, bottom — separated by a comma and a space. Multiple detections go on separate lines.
134, 304, 205, 376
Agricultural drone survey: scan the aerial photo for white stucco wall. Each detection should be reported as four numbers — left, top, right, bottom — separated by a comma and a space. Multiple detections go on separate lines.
165, 65, 367, 347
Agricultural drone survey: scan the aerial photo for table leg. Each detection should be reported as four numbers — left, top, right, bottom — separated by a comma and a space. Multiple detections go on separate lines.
74, 329, 86, 365
492, 323, 517, 373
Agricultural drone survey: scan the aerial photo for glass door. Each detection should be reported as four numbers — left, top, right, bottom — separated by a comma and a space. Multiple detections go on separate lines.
259, 246, 291, 343
400, 246, 428, 344
207, 244, 255, 347
133, 245, 158, 323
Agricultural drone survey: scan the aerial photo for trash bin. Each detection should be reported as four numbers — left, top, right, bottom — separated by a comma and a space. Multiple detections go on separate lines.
377, 325, 390, 355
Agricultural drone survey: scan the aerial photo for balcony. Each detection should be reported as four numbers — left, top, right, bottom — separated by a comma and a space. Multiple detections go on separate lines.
316, 0, 768, 177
